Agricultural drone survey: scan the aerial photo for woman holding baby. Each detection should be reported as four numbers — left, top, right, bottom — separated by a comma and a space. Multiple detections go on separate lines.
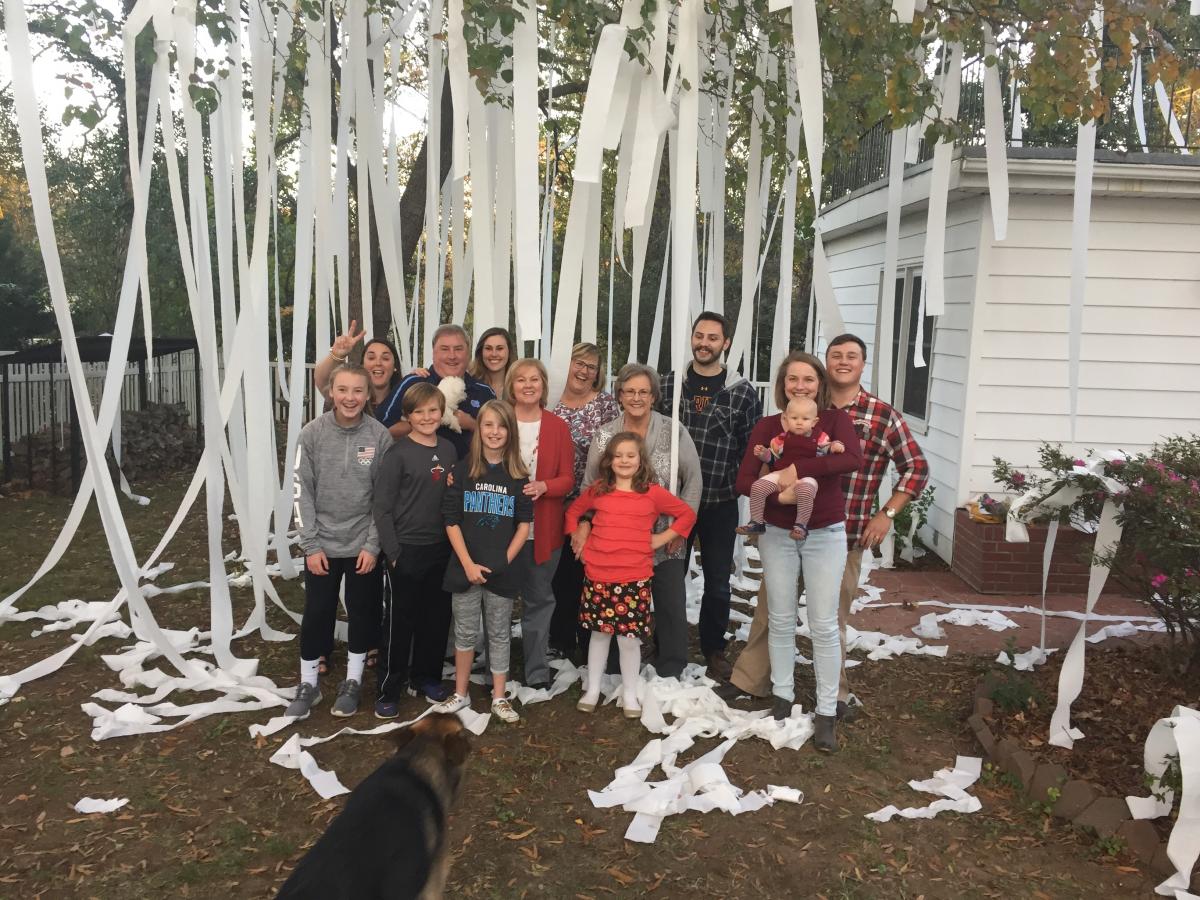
735, 351, 860, 752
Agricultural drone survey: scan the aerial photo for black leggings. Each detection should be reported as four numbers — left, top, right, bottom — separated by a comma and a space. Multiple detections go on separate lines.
550, 543, 588, 655
300, 557, 383, 661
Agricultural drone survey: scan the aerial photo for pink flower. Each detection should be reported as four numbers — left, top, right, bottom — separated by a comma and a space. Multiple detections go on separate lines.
1109, 459, 1124, 467
1151, 573, 1168, 590
1072, 459, 1086, 468
1011, 471, 1026, 486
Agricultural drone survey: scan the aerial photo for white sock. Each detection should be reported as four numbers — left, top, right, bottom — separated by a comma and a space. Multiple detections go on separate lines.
617, 634, 642, 709
583, 631, 611, 703
300, 658, 320, 688
346, 651, 367, 683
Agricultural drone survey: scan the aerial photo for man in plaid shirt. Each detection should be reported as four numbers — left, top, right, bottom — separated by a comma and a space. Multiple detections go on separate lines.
723, 333, 929, 718
660, 312, 762, 680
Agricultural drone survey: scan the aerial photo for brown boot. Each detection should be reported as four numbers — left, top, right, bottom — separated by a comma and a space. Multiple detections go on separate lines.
705, 649, 733, 682
813, 714, 839, 753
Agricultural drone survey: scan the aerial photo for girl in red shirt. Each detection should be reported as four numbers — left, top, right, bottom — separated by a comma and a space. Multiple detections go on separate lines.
566, 433, 696, 718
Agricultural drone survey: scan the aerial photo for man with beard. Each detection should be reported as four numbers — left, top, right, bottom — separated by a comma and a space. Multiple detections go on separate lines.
659, 312, 762, 679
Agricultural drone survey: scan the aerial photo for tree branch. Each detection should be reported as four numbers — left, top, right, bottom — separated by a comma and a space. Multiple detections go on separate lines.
538, 80, 588, 109
20, 15, 126, 96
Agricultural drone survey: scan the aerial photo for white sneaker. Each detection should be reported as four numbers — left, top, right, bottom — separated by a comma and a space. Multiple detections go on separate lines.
491, 697, 520, 723
431, 692, 470, 714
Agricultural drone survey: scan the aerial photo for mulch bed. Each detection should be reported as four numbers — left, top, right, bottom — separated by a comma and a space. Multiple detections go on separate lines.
988, 642, 1200, 828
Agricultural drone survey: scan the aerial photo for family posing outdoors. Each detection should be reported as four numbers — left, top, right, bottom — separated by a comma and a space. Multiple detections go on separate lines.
288, 314, 928, 753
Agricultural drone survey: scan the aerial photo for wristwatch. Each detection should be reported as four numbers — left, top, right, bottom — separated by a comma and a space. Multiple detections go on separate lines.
883, 507, 897, 520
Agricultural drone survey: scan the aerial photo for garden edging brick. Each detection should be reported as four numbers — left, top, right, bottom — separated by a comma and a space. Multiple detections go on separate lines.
968, 679, 1184, 884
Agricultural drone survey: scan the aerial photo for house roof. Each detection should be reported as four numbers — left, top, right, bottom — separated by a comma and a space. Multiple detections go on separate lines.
819, 146, 1200, 241
1, 336, 198, 365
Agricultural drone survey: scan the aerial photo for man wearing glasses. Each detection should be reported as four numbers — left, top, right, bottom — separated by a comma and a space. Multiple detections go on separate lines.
659, 312, 762, 681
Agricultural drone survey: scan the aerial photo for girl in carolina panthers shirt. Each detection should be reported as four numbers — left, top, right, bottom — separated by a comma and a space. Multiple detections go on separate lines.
435, 400, 532, 723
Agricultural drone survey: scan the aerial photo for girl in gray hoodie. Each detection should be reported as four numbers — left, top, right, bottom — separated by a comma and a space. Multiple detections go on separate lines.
287, 365, 393, 720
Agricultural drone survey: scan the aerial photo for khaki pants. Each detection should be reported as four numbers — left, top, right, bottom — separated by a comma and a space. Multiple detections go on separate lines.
730, 547, 865, 700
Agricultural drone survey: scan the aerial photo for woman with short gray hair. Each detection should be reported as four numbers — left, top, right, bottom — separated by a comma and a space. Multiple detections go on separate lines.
576, 363, 701, 678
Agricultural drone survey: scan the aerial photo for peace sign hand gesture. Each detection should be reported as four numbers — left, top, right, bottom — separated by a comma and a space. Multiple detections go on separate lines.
331, 320, 366, 359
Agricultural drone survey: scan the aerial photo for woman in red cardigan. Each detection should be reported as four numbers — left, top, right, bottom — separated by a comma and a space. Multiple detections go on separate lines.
507, 358, 576, 690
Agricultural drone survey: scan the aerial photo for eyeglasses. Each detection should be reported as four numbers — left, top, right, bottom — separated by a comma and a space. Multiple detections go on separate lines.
620, 389, 653, 399
572, 359, 599, 374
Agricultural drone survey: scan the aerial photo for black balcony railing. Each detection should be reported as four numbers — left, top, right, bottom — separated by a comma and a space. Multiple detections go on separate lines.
824, 50, 1200, 204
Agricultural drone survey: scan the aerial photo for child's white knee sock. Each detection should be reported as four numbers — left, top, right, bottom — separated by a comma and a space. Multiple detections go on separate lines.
300, 658, 321, 687
582, 631, 611, 704
616, 634, 642, 710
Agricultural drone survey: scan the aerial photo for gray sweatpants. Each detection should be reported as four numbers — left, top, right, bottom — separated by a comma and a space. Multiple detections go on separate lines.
453, 587, 514, 675
520, 543, 562, 686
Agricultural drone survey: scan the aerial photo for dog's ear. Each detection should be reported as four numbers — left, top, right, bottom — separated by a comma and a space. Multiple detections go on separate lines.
443, 729, 471, 767
393, 726, 420, 751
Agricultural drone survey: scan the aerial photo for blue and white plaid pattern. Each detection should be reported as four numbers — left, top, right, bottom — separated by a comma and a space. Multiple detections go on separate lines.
659, 371, 762, 507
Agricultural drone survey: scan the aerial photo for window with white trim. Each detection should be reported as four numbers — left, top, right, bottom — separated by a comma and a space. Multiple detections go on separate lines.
880, 267, 934, 425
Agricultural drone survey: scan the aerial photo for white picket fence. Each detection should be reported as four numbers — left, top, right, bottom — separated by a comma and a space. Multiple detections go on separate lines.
2, 348, 778, 451
0, 352, 330, 451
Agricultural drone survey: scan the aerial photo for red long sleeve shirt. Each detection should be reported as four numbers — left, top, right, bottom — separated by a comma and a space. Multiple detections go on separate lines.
736, 409, 861, 532
565, 483, 697, 583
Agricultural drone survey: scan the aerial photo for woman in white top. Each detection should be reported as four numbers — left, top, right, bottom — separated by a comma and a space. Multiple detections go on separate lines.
506, 358, 575, 690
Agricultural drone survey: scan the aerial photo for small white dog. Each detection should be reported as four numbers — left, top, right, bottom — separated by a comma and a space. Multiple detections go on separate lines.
437, 376, 467, 433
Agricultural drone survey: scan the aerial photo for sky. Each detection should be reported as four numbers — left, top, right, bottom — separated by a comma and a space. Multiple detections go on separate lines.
0, 13, 431, 155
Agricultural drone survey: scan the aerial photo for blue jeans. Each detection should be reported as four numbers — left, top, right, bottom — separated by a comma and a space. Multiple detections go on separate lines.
758, 522, 847, 716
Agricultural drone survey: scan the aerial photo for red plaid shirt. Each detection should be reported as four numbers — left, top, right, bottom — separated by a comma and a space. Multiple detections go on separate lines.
840, 388, 930, 546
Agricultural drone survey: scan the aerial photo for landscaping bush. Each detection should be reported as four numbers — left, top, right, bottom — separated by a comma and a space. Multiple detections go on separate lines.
995, 436, 1200, 672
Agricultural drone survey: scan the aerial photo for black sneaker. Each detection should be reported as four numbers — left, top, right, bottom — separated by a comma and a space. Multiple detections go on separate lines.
772, 696, 792, 721
813, 714, 839, 753
374, 696, 400, 720
408, 680, 452, 703
715, 681, 753, 705
836, 699, 861, 724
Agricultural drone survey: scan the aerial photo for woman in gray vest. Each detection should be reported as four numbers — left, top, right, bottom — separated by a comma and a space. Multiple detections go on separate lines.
576, 363, 701, 678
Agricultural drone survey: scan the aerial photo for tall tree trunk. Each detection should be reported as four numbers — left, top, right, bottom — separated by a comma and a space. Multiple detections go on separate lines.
370, 72, 455, 342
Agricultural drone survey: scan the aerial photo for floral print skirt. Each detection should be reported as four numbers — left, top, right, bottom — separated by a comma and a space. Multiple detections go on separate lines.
579, 578, 653, 640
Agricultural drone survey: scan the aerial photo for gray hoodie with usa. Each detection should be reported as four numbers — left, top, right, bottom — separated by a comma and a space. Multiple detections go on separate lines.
293, 412, 393, 558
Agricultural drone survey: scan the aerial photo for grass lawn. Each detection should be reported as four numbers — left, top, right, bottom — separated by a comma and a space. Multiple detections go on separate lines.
0, 473, 1158, 898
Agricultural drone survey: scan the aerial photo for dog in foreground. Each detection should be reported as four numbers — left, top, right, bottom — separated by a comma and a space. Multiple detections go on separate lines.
277, 713, 471, 899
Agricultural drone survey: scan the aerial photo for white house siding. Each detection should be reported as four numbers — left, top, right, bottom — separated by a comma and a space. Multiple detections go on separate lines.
967, 193, 1200, 496
821, 197, 985, 562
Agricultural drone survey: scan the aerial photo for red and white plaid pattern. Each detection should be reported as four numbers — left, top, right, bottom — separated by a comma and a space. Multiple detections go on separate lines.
839, 388, 930, 546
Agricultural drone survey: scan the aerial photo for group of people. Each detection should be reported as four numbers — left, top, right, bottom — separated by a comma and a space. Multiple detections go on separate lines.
287, 313, 929, 753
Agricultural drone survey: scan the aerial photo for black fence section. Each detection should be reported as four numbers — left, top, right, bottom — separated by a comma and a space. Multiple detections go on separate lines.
1, 348, 201, 492
825, 49, 1200, 203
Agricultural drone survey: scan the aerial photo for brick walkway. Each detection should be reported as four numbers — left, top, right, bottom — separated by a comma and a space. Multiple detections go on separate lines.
852, 566, 1159, 656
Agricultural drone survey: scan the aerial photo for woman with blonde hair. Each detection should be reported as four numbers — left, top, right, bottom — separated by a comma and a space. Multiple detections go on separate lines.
433, 399, 532, 723
505, 357, 576, 690
549, 343, 619, 660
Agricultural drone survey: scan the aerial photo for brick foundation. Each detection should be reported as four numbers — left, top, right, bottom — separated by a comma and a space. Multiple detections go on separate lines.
950, 508, 1111, 595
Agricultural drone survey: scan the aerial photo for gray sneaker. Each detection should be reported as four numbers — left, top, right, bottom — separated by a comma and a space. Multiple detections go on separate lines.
330, 679, 361, 718
286, 682, 322, 719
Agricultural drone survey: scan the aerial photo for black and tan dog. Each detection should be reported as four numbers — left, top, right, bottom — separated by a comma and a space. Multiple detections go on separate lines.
277, 713, 470, 899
